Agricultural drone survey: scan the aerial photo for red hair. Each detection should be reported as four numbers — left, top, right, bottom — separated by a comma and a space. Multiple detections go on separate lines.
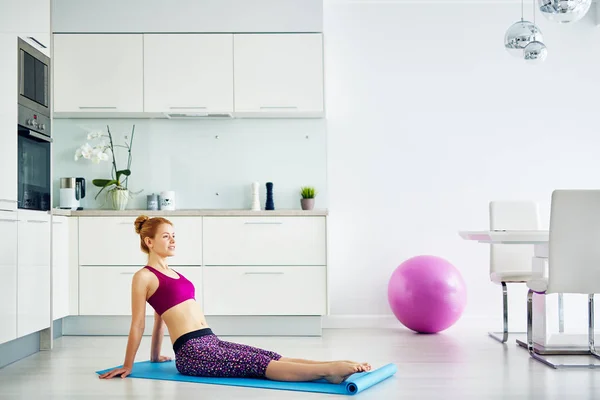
134, 215, 173, 254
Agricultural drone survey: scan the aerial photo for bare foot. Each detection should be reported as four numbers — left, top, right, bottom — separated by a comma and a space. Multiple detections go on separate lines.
343, 361, 372, 372
324, 362, 361, 384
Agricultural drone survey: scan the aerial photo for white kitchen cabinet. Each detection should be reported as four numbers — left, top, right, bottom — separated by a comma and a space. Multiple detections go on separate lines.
53, 34, 144, 115
52, 216, 70, 320
0, 0, 50, 34
68, 217, 79, 316
79, 216, 202, 266
0, 111, 17, 208
0, 34, 18, 207
233, 34, 324, 117
203, 216, 326, 266
79, 217, 146, 266
169, 217, 203, 266
17, 210, 50, 337
0, 211, 18, 344
79, 266, 202, 316
144, 34, 234, 115
203, 266, 326, 315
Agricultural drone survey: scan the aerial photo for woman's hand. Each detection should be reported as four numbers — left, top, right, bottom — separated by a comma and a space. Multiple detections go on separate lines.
98, 366, 132, 379
151, 355, 172, 363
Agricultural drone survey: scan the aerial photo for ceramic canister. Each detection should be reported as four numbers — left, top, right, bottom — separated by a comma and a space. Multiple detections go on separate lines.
147, 193, 158, 210
160, 191, 175, 210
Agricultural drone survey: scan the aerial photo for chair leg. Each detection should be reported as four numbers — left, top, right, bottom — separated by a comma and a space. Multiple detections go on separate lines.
527, 290, 600, 368
589, 294, 600, 360
558, 293, 565, 333
527, 289, 558, 368
488, 282, 510, 343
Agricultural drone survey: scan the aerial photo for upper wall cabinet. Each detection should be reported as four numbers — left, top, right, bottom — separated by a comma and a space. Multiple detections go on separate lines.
53, 34, 144, 116
144, 34, 234, 116
52, 33, 324, 119
233, 34, 324, 117
0, 0, 50, 34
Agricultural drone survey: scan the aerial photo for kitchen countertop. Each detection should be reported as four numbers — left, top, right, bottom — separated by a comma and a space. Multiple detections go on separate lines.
52, 208, 328, 217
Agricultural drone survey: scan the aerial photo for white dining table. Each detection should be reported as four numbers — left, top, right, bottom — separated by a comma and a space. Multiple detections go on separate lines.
459, 229, 594, 355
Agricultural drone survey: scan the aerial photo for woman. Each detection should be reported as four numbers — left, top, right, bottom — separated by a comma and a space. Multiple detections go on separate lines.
99, 215, 371, 383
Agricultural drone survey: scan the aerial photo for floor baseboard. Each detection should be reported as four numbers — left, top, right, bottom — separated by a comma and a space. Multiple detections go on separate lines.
322, 314, 499, 331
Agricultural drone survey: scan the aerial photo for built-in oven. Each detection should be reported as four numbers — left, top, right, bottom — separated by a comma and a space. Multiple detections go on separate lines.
18, 37, 50, 117
17, 104, 52, 211
17, 36, 52, 211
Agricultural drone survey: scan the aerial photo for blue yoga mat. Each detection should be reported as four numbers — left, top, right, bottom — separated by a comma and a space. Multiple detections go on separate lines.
96, 360, 397, 395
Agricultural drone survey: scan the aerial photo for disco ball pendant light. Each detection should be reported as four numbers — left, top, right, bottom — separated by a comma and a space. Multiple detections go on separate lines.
504, 0, 543, 57
504, 21, 543, 57
523, 41, 548, 64
504, 0, 548, 64
538, 0, 592, 23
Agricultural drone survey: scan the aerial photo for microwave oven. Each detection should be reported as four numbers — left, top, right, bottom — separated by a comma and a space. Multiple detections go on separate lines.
18, 37, 51, 117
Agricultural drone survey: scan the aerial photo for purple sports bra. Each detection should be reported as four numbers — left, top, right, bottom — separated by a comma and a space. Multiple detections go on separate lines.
144, 266, 195, 316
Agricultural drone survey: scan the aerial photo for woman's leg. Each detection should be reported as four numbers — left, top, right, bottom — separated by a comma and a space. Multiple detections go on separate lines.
279, 357, 335, 364
175, 337, 367, 382
216, 338, 282, 360
265, 360, 362, 383
216, 338, 371, 371
176, 336, 281, 379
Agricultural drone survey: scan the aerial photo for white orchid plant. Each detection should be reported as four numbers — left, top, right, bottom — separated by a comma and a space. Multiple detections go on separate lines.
75, 125, 136, 200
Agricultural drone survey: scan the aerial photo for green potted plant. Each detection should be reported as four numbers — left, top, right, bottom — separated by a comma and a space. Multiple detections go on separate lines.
300, 186, 317, 210
75, 125, 139, 210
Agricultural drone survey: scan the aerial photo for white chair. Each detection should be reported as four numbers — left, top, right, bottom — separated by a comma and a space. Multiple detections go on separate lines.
488, 201, 542, 343
527, 190, 600, 368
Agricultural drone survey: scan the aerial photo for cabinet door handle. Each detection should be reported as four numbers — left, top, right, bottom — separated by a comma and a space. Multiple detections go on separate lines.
52, 221, 63, 225
78, 106, 117, 110
169, 106, 207, 109
119, 222, 132, 225
244, 222, 283, 225
27, 220, 49, 224
120, 272, 135, 275
0, 218, 17, 223
244, 272, 284, 275
259, 106, 298, 110
0, 199, 17, 211
27, 36, 47, 49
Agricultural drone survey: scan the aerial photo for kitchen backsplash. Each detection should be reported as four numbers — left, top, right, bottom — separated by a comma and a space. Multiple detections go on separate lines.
52, 118, 327, 210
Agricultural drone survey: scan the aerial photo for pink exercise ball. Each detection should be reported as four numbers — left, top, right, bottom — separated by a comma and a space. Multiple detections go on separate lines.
388, 255, 467, 334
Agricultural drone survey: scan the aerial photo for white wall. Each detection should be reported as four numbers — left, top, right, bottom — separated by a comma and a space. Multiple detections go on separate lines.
52, 119, 327, 210
52, 0, 323, 33
324, 1, 600, 329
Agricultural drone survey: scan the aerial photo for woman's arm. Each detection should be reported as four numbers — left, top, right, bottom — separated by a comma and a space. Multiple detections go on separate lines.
150, 311, 166, 361
99, 272, 148, 379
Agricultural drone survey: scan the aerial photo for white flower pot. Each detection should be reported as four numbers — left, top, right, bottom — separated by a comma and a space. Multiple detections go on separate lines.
111, 188, 130, 210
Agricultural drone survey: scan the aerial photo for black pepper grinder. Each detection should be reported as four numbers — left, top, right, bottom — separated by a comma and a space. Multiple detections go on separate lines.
265, 182, 275, 210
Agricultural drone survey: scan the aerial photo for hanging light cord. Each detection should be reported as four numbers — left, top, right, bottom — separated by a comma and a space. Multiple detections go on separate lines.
521, 0, 524, 21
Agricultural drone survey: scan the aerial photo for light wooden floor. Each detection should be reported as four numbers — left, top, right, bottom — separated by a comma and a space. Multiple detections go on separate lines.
1, 327, 599, 399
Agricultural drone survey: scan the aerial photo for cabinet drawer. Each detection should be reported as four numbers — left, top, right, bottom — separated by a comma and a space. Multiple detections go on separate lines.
203, 217, 326, 265
203, 266, 326, 316
79, 217, 202, 266
80, 266, 202, 316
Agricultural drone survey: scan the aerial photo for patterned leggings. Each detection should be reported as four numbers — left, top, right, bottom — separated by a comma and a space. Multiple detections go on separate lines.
174, 329, 282, 378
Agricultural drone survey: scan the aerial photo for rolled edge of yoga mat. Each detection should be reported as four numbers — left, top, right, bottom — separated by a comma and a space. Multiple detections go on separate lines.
345, 363, 398, 395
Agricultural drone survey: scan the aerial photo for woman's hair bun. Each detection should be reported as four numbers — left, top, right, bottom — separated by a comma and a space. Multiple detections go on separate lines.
134, 215, 149, 234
